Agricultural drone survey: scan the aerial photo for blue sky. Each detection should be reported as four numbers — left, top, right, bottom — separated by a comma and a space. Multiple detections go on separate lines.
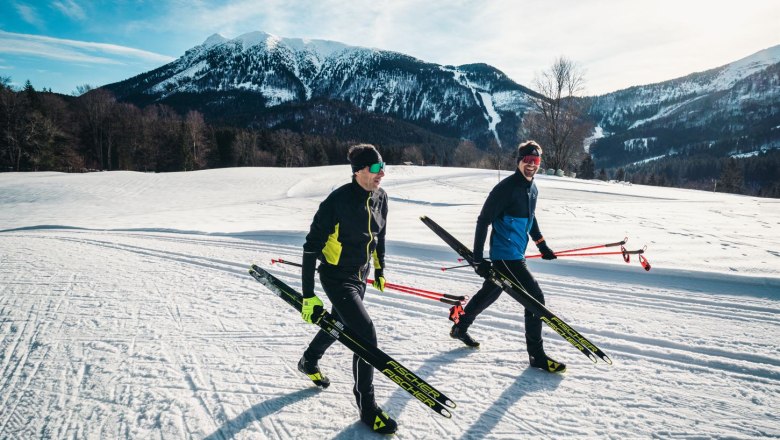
1, 0, 779, 96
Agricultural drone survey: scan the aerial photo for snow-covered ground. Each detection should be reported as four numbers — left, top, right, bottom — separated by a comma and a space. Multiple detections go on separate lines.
1, 166, 779, 439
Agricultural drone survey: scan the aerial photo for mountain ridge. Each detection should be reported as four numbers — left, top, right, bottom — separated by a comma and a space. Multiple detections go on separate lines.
101, 31, 780, 168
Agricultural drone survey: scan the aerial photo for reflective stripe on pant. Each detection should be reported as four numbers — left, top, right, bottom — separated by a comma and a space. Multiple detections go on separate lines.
303, 269, 376, 411
458, 259, 545, 356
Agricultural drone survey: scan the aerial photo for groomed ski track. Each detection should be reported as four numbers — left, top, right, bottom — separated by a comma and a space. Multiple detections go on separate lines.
1, 166, 779, 438
1, 229, 778, 438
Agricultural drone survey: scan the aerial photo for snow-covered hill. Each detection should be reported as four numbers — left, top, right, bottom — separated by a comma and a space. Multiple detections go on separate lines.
105, 31, 535, 147
1, 167, 779, 438
589, 45, 780, 167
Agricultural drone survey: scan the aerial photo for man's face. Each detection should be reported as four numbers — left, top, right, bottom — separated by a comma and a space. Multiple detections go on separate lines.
518, 154, 541, 181
354, 163, 385, 191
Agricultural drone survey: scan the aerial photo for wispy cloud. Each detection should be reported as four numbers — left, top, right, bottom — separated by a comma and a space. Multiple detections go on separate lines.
14, 3, 45, 29
0, 31, 175, 65
52, 0, 87, 21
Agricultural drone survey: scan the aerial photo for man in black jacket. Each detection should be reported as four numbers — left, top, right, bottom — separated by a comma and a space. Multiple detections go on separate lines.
297, 144, 397, 434
450, 140, 567, 373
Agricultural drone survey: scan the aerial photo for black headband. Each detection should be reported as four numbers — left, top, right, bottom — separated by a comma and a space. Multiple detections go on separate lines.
350, 147, 383, 173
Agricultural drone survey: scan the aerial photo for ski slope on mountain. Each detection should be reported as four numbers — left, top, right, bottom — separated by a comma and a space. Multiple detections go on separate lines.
1, 166, 779, 439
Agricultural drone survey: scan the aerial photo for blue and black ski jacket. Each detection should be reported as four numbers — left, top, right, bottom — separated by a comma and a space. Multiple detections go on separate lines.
473, 170, 544, 261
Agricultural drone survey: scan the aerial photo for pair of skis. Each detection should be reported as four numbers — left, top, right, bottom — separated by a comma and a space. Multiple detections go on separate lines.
248, 217, 611, 418
248, 264, 456, 418
420, 216, 612, 365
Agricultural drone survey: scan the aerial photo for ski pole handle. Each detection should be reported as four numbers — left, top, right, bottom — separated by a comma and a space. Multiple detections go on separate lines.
441, 263, 472, 271
550, 237, 629, 255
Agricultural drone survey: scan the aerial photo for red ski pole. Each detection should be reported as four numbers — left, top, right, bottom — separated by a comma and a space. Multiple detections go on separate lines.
272, 258, 467, 303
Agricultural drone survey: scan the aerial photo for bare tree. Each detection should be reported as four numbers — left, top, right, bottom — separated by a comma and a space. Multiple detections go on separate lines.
276, 129, 305, 167
0, 79, 24, 170
184, 110, 208, 170
521, 57, 593, 172
453, 140, 480, 167
401, 145, 424, 165
235, 130, 258, 166
78, 87, 116, 169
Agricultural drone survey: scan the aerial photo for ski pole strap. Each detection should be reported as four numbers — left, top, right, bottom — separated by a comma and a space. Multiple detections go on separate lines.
449, 304, 465, 324
621, 246, 631, 262
639, 254, 651, 271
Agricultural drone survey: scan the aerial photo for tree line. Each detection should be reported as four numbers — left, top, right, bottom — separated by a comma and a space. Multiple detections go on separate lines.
577, 150, 780, 198
1, 78, 516, 174
3, 76, 778, 198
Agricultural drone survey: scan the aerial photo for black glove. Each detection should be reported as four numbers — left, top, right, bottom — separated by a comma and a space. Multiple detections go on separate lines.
474, 259, 492, 277
537, 242, 557, 260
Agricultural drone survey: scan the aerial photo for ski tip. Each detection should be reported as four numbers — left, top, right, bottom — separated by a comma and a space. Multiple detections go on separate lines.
602, 355, 613, 366
440, 408, 453, 419
445, 399, 456, 409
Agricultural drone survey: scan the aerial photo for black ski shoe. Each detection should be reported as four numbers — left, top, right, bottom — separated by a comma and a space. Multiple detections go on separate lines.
450, 325, 480, 348
529, 353, 567, 373
360, 407, 398, 435
297, 355, 330, 388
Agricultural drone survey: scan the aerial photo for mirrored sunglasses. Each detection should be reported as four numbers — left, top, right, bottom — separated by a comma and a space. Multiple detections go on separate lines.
521, 156, 541, 166
368, 162, 385, 173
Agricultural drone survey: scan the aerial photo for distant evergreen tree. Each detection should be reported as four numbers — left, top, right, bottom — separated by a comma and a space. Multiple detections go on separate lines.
23, 80, 41, 110
717, 158, 744, 194
597, 168, 608, 181
614, 167, 626, 182
578, 154, 595, 179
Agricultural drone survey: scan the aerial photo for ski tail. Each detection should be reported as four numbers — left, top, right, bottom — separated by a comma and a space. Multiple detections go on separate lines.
248, 264, 456, 416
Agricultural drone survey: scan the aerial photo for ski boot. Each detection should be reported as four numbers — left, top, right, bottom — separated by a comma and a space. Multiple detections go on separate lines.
297, 355, 330, 388
450, 324, 480, 348
360, 406, 398, 435
529, 352, 567, 373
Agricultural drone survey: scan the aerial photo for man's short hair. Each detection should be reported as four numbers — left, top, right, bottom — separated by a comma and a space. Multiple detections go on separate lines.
517, 141, 542, 163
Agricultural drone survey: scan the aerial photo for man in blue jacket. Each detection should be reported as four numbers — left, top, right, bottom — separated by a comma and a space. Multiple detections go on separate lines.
450, 140, 566, 373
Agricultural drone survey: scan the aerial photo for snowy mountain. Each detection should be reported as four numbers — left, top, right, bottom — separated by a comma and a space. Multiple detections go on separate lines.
102, 31, 780, 166
588, 45, 780, 168
104, 31, 537, 148
2, 167, 779, 438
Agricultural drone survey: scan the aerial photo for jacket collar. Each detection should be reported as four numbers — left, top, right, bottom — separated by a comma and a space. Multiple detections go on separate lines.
350, 178, 373, 197
513, 169, 533, 186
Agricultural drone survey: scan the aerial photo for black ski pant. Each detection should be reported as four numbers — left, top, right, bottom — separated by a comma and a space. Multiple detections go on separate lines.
457, 259, 546, 356
302, 268, 377, 413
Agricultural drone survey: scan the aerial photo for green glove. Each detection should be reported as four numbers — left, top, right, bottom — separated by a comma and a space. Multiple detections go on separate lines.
372, 269, 386, 292
301, 296, 324, 324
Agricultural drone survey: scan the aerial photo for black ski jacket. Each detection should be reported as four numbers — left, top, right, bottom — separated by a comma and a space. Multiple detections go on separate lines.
302, 179, 388, 296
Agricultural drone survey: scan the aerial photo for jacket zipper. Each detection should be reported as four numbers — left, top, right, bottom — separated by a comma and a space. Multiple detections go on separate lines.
362, 193, 373, 280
